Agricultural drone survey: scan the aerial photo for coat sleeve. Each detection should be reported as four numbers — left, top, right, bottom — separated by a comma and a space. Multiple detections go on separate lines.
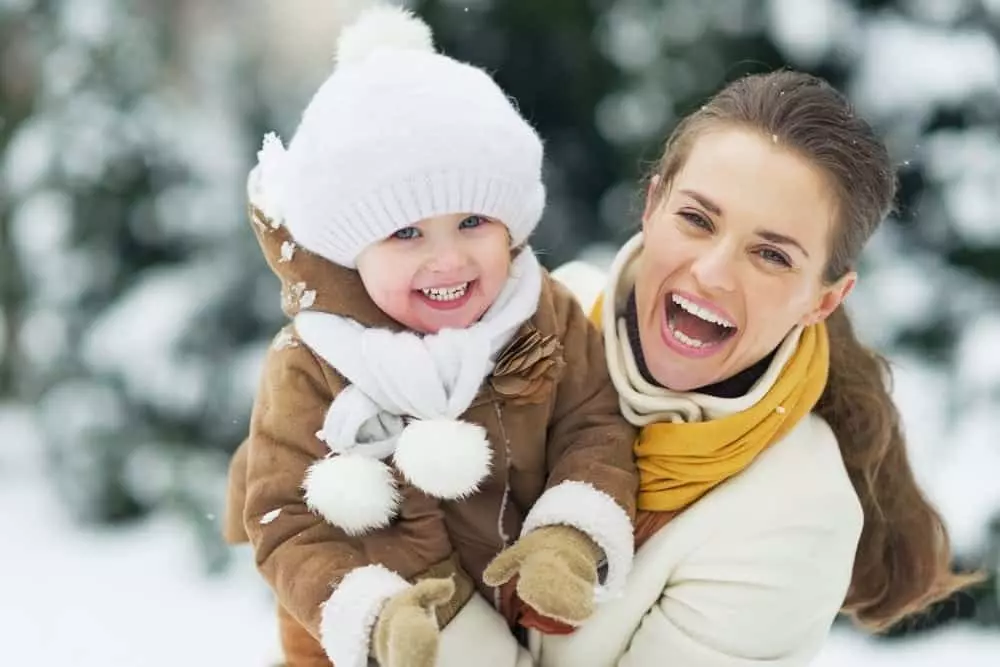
620, 488, 862, 666
536, 434, 863, 667
518, 276, 639, 602
242, 341, 466, 667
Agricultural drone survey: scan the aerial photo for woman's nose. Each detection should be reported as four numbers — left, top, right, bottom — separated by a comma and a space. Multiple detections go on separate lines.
690, 242, 737, 293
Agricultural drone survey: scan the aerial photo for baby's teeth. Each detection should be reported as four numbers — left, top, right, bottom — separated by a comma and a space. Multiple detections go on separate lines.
422, 282, 468, 301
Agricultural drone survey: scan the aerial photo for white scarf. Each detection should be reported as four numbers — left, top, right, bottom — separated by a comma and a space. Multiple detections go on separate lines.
294, 249, 544, 458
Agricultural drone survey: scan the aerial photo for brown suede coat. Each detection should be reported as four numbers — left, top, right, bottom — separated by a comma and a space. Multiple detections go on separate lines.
224, 205, 637, 650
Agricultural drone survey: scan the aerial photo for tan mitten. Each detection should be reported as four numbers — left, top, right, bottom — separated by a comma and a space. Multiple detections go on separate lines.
482, 525, 602, 626
372, 577, 455, 667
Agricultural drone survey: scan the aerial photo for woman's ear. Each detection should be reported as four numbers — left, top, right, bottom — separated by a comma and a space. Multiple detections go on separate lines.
803, 272, 856, 326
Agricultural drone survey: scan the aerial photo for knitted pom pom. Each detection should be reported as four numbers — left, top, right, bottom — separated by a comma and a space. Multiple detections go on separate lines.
303, 454, 399, 535
393, 418, 492, 500
336, 5, 435, 66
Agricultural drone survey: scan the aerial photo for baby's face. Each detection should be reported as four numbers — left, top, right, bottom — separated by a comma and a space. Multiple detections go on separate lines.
356, 213, 511, 333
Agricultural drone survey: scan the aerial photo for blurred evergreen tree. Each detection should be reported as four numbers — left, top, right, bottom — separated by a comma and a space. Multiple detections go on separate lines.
0, 4, 37, 398
0, 0, 280, 571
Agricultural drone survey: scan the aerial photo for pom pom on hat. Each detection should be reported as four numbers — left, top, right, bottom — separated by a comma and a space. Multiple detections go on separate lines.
303, 454, 400, 535
336, 5, 435, 66
393, 418, 492, 500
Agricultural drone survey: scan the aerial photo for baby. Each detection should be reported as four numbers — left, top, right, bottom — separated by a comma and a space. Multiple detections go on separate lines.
223, 7, 637, 667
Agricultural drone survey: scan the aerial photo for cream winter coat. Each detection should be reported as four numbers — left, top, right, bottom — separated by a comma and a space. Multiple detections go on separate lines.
530, 253, 865, 667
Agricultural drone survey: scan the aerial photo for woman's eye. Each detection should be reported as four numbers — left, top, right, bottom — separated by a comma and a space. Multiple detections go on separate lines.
679, 210, 713, 231
459, 215, 487, 230
392, 226, 420, 240
757, 247, 792, 267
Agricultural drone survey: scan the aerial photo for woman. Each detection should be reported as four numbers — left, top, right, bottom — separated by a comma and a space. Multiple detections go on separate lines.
533, 70, 976, 666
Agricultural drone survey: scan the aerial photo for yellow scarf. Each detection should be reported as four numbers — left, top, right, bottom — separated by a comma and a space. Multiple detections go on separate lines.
592, 296, 830, 512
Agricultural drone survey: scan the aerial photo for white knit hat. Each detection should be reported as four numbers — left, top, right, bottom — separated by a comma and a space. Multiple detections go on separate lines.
253, 4, 546, 268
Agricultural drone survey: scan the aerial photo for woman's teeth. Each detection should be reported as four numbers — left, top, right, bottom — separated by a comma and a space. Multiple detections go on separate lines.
666, 293, 737, 348
672, 294, 736, 329
421, 282, 469, 301
670, 327, 708, 348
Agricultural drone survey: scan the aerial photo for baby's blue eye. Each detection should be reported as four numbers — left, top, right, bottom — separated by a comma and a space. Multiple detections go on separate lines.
459, 215, 487, 230
392, 227, 420, 240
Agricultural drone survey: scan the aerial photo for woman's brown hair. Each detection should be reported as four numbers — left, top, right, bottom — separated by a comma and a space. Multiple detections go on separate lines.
648, 70, 980, 631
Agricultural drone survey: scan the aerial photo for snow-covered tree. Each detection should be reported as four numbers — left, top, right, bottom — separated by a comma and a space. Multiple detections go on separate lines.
1, 0, 281, 569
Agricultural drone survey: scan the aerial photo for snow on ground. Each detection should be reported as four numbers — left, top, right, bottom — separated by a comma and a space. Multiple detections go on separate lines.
0, 404, 283, 665
3, 481, 282, 666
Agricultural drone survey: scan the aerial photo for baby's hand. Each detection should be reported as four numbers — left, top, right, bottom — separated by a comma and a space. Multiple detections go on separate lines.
483, 525, 602, 626
373, 577, 455, 667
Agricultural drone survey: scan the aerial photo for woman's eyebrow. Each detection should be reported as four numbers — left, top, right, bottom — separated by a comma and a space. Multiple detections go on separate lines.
756, 229, 810, 258
680, 189, 723, 216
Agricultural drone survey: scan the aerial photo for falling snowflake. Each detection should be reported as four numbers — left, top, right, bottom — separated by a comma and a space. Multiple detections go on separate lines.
260, 508, 282, 525
775, 405, 787, 415
279, 241, 296, 263
299, 289, 316, 309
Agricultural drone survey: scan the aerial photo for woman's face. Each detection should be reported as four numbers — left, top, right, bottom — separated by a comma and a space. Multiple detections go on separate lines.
635, 126, 854, 391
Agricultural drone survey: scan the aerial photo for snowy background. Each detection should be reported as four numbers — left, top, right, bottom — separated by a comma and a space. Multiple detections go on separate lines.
2, 0, 999, 664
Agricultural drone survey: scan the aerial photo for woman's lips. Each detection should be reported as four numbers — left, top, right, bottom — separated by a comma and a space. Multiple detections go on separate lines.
659, 292, 737, 359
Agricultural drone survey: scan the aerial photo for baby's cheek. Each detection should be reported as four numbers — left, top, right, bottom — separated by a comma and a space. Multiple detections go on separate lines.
368, 286, 407, 321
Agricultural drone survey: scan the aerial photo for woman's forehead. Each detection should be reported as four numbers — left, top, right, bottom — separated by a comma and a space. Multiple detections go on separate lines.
672, 128, 838, 247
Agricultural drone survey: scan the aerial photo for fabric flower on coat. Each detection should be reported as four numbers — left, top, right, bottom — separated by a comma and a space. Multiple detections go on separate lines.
490, 328, 564, 405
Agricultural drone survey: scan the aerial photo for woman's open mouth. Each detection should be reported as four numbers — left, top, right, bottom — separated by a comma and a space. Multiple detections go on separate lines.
662, 292, 737, 356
